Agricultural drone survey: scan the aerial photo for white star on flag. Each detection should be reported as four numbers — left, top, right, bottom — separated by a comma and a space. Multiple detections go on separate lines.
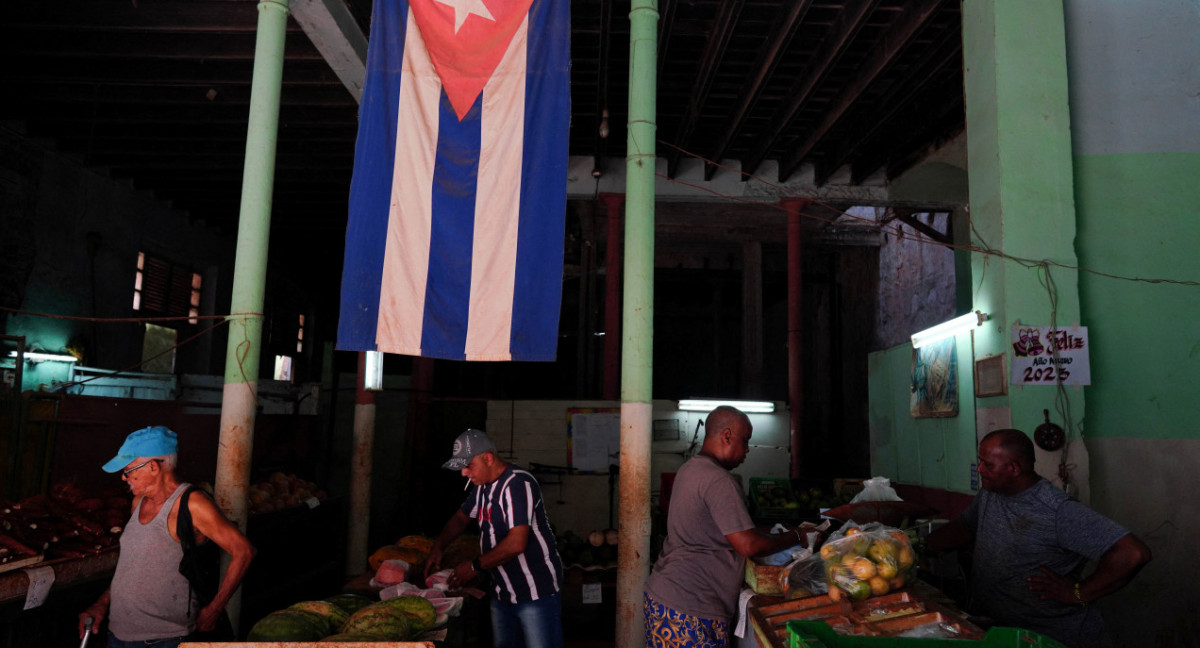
433, 0, 496, 34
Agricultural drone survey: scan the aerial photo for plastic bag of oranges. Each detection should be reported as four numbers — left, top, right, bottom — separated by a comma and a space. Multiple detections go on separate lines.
819, 522, 916, 602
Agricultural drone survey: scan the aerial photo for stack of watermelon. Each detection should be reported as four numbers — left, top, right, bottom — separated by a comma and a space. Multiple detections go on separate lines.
247, 593, 439, 642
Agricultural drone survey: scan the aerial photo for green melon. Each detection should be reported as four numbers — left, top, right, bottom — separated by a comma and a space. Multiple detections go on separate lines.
247, 610, 330, 642
325, 592, 375, 616
378, 595, 437, 633
288, 600, 350, 633
340, 603, 412, 640
320, 632, 386, 642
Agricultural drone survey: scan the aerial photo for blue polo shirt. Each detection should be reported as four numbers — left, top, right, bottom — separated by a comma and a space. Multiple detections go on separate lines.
461, 464, 563, 604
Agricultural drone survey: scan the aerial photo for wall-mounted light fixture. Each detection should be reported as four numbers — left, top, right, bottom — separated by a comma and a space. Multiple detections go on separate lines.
677, 399, 776, 414
7, 351, 79, 364
911, 310, 989, 349
364, 350, 384, 391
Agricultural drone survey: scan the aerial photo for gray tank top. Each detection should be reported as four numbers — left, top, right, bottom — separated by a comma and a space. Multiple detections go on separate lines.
109, 483, 195, 641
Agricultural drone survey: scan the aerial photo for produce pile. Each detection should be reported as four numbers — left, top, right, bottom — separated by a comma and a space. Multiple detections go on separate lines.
1, 482, 130, 565
556, 528, 617, 569
819, 523, 916, 602
247, 472, 327, 515
368, 534, 479, 574
248, 593, 440, 642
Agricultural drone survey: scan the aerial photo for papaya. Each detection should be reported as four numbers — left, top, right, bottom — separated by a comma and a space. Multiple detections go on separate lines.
247, 610, 329, 642
396, 535, 435, 553
369, 545, 410, 572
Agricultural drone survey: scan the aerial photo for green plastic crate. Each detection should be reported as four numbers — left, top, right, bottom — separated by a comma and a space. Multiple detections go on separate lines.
786, 620, 1068, 648
749, 477, 801, 519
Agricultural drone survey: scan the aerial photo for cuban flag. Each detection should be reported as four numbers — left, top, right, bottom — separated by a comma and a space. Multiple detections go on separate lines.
338, 0, 570, 361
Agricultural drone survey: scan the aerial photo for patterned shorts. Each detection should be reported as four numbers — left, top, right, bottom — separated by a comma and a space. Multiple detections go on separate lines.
643, 591, 729, 648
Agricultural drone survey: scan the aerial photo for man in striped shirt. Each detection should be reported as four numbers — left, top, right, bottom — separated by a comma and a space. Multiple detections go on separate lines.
428, 428, 564, 648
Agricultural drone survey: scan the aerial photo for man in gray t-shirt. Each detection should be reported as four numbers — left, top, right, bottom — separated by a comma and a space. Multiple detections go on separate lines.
644, 406, 806, 648
928, 429, 1151, 648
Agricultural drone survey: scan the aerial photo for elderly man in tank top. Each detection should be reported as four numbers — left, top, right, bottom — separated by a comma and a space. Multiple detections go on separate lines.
78, 426, 255, 648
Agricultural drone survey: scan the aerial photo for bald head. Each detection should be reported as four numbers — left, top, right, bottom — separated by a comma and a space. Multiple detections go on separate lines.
706, 406, 750, 436
700, 406, 753, 470
981, 428, 1035, 473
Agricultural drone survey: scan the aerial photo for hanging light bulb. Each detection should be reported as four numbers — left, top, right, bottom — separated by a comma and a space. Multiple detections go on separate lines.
598, 108, 610, 139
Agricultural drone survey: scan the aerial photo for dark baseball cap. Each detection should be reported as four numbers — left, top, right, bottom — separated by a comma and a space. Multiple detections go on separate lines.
442, 428, 496, 470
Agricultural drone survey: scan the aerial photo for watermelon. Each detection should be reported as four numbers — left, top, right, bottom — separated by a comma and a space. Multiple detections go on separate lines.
378, 595, 437, 632
325, 593, 375, 615
320, 632, 385, 642
287, 600, 350, 633
340, 603, 412, 640
247, 610, 329, 642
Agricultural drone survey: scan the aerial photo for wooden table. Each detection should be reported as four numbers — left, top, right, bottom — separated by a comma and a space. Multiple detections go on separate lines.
748, 581, 982, 648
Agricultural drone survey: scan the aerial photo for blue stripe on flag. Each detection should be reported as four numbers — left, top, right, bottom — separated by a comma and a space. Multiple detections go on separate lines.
421, 93, 482, 357
511, 0, 570, 360
337, 0, 410, 352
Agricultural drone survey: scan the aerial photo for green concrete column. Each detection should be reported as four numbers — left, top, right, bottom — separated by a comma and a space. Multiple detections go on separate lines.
963, 0, 1084, 484
214, 0, 289, 631
616, 1, 657, 646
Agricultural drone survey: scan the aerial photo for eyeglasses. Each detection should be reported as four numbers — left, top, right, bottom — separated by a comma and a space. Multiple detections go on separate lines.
122, 459, 161, 477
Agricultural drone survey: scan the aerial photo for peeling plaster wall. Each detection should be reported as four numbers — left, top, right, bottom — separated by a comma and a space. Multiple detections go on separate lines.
874, 210, 958, 350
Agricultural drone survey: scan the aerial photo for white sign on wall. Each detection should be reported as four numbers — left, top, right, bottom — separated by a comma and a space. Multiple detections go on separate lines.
1010, 325, 1091, 386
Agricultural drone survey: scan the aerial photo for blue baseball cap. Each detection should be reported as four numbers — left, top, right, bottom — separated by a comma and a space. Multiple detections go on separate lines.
102, 425, 178, 473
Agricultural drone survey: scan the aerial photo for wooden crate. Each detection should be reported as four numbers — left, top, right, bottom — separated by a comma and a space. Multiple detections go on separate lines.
744, 558, 786, 595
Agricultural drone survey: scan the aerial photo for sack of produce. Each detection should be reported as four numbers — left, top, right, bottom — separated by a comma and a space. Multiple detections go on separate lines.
819, 522, 915, 602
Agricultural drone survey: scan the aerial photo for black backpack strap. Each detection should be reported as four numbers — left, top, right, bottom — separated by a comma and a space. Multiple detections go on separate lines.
177, 485, 211, 615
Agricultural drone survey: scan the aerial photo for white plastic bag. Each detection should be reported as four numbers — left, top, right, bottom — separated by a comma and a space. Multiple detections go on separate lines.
849, 476, 902, 503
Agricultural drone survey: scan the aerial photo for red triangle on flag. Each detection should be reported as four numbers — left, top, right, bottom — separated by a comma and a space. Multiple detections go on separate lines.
409, 0, 536, 121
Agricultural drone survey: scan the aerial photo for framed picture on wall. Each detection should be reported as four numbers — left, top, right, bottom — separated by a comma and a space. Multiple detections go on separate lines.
910, 337, 959, 417
974, 353, 1007, 397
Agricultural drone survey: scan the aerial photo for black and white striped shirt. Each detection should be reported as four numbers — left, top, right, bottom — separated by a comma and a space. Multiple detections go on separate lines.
462, 464, 563, 604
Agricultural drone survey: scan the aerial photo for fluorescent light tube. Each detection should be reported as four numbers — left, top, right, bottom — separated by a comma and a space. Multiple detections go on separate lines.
677, 399, 776, 413
911, 310, 988, 349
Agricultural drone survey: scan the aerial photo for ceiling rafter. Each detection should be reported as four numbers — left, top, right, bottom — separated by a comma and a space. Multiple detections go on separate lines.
779, 0, 946, 182
664, 0, 744, 178
814, 20, 962, 186
739, 0, 882, 179
702, 0, 813, 181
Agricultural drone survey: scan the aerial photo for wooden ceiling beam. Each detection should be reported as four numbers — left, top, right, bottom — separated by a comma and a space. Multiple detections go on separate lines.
703, 0, 813, 180
7, 82, 356, 107
656, 0, 676, 79
850, 82, 963, 184
6, 57, 341, 86
12, 102, 356, 126
665, 0, 744, 178
8, 2, 275, 32
8, 30, 321, 60
814, 19, 961, 185
779, 0, 946, 182
740, 0, 882, 178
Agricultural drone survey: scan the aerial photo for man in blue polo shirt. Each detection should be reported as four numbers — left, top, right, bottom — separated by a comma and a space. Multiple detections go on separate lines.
427, 429, 563, 648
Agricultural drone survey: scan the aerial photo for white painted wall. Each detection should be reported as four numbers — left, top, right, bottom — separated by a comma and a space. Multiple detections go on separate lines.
486, 399, 791, 536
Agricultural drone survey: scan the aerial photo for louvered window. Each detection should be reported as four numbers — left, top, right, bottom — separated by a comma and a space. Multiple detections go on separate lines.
133, 252, 200, 323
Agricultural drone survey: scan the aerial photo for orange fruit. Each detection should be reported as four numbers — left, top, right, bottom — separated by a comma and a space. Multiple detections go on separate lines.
868, 576, 890, 596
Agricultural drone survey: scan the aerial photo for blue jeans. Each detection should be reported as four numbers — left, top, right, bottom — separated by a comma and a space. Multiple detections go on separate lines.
490, 591, 563, 648
107, 633, 188, 648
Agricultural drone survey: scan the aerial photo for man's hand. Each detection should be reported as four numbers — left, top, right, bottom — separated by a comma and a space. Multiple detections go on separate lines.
78, 598, 107, 638
1027, 566, 1076, 604
424, 546, 445, 579
196, 602, 223, 633
449, 560, 477, 588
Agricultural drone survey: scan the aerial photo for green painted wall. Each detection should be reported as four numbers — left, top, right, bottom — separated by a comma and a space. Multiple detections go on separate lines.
868, 340, 978, 493
1075, 152, 1200, 441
